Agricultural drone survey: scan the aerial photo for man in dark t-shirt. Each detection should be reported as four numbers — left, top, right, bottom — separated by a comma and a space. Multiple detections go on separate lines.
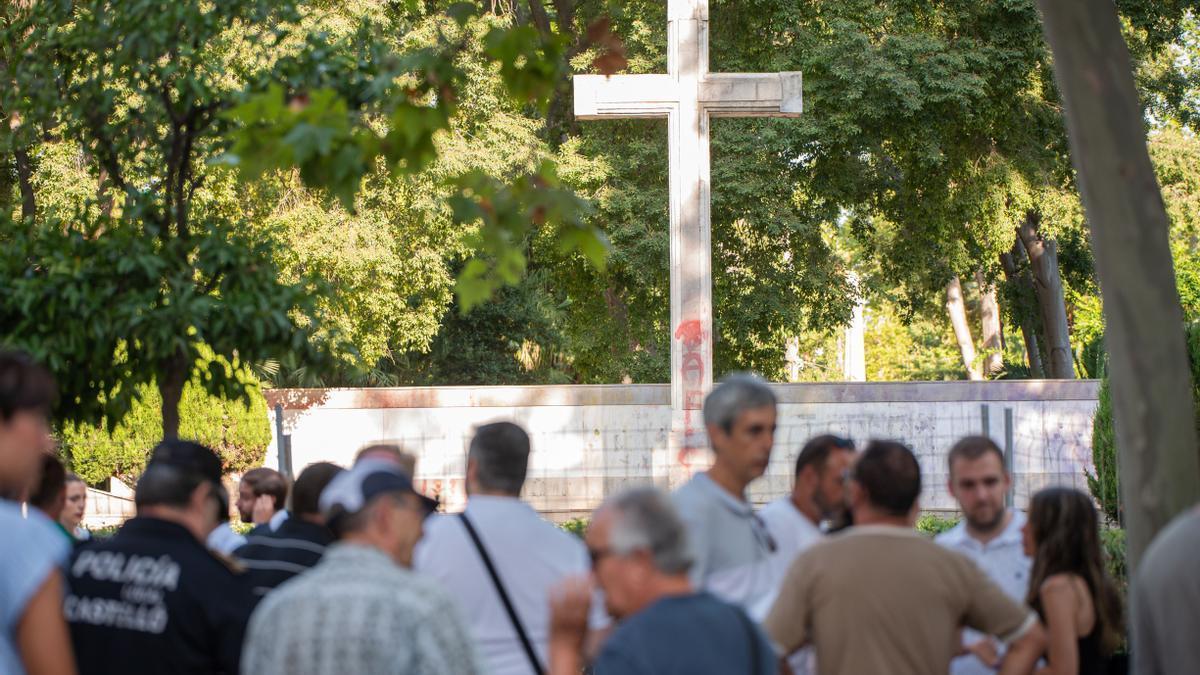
548, 487, 775, 675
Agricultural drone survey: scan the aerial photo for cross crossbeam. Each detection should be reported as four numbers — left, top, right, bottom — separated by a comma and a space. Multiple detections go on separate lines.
575, 73, 802, 119
573, 0, 803, 463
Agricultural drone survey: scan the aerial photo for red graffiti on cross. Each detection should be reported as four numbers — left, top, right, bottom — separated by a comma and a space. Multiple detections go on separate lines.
674, 319, 706, 410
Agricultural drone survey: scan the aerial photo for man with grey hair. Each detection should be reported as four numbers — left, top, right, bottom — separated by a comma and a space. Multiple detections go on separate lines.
548, 487, 775, 674
672, 372, 779, 615
415, 421, 602, 675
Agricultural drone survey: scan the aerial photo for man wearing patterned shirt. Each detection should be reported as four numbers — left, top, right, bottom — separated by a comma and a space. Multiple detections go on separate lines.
240, 458, 482, 675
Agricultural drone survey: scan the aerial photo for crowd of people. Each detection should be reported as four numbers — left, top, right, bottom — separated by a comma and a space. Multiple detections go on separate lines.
2, 350, 1198, 674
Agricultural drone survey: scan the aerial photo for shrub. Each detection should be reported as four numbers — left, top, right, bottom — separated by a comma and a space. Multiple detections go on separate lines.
1088, 374, 1121, 525
1100, 527, 1127, 598
916, 513, 959, 537
61, 365, 271, 485
560, 517, 588, 538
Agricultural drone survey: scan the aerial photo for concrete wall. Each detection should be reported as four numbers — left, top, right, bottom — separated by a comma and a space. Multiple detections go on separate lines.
82, 487, 136, 529
265, 381, 1100, 520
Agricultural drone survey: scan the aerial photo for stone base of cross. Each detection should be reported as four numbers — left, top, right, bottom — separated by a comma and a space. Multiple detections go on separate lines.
574, 0, 802, 478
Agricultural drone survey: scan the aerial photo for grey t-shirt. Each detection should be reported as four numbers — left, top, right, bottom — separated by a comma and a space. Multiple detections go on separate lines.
1132, 507, 1200, 675
591, 593, 776, 675
672, 472, 775, 614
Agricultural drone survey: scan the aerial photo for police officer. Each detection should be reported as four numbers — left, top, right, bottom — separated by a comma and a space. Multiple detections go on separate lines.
65, 439, 255, 674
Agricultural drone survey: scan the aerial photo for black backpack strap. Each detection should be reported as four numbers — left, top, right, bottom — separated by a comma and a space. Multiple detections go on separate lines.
459, 512, 546, 675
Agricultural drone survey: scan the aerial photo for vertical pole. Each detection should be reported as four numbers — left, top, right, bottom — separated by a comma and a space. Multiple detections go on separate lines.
1004, 408, 1014, 507
274, 404, 291, 478
981, 404, 990, 439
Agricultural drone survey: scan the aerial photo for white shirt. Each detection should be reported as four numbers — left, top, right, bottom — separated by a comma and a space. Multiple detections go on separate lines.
206, 522, 246, 555
759, 497, 823, 571
936, 510, 1032, 675
414, 496, 605, 675
268, 509, 289, 531
756, 497, 823, 675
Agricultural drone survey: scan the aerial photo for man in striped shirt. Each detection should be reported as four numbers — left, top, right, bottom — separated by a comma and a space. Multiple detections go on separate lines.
236, 462, 343, 597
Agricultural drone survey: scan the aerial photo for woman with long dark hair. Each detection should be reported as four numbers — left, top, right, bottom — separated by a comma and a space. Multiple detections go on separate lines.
1022, 487, 1123, 674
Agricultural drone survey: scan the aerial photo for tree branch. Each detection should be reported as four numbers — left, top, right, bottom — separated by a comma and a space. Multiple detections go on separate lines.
527, 0, 552, 36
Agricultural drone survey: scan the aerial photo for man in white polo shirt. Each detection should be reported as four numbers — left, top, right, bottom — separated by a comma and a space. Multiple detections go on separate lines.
759, 434, 857, 578
936, 436, 1032, 675
755, 434, 856, 674
415, 422, 602, 675
673, 373, 778, 615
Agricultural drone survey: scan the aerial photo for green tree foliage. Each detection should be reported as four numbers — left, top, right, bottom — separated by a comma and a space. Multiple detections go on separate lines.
0, 1, 339, 438
392, 271, 570, 385
0, 0, 609, 439
1148, 124, 1200, 319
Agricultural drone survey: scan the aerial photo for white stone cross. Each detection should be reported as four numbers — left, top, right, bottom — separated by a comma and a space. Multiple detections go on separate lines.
574, 0, 802, 457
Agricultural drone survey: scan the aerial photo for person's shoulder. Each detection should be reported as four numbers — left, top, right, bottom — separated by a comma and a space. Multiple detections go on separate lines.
593, 636, 651, 674
758, 497, 790, 519
417, 512, 459, 544
391, 569, 471, 626
1139, 506, 1200, 579
672, 475, 718, 517
528, 513, 588, 552
399, 567, 460, 607
1039, 572, 1081, 598
0, 503, 70, 564
411, 513, 462, 569
934, 519, 968, 546
672, 473, 707, 498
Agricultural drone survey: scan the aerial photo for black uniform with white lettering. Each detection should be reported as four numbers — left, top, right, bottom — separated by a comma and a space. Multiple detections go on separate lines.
65, 517, 256, 675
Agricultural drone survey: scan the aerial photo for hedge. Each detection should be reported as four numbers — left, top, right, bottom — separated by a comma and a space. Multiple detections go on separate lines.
60, 368, 271, 485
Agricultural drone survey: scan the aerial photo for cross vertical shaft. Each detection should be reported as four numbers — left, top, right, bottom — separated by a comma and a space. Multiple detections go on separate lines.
574, 0, 802, 472
670, 1, 711, 420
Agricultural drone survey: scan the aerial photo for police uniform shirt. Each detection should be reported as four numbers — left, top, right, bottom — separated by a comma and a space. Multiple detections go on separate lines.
65, 517, 256, 675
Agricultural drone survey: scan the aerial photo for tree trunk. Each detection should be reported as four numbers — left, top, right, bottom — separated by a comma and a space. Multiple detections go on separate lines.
976, 270, 1004, 377
97, 164, 114, 218
1037, 0, 1200, 572
158, 351, 189, 440
1017, 214, 1075, 378
1000, 241, 1046, 377
946, 275, 982, 380
0, 155, 13, 218
13, 147, 35, 220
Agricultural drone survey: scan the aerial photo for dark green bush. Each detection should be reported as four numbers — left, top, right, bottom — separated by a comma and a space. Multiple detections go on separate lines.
61, 364, 271, 484
1088, 375, 1121, 525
